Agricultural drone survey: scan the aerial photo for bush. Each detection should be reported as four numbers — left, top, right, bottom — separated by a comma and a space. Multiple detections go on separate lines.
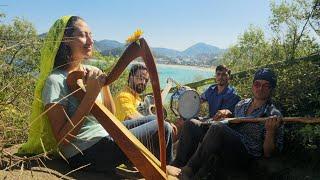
0, 61, 35, 146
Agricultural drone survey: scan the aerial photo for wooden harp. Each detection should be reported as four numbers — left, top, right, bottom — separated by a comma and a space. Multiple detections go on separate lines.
66, 38, 169, 179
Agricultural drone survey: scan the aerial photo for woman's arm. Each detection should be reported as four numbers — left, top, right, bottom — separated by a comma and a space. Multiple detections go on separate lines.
46, 69, 105, 145
45, 92, 97, 145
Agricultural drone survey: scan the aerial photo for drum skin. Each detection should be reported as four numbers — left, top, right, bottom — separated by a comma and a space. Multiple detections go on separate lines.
170, 86, 200, 119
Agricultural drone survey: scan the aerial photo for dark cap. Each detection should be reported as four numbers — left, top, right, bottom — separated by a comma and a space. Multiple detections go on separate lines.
253, 68, 277, 88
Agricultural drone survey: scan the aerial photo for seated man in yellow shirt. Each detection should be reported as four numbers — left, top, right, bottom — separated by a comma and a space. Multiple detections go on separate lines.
115, 64, 180, 167
115, 64, 148, 121
115, 63, 178, 129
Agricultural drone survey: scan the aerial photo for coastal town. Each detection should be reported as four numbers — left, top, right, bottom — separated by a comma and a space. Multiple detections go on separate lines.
155, 55, 219, 68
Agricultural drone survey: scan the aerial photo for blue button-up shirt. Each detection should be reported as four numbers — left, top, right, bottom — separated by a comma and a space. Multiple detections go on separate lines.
200, 84, 240, 117
232, 98, 284, 157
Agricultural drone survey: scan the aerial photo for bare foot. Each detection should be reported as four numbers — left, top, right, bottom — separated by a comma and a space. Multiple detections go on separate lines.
166, 165, 181, 177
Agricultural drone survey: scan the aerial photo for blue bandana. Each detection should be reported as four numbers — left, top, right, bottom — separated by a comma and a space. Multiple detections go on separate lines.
253, 68, 277, 88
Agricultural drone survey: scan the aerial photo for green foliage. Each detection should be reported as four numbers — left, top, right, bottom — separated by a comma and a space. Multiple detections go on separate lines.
270, 0, 320, 60
310, 0, 320, 36
0, 61, 35, 146
0, 15, 41, 147
298, 124, 320, 150
0, 16, 41, 70
221, 26, 274, 72
274, 61, 320, 117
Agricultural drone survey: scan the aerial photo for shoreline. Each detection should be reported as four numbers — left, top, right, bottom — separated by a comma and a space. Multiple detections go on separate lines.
156, 63, 214, 72
89, 59, 214, 72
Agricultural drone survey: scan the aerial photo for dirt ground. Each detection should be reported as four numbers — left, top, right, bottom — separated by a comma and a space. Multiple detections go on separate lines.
0, 145, 143, 180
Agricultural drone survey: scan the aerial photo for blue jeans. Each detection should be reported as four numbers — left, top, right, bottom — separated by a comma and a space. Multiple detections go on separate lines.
68, 115, 173, 172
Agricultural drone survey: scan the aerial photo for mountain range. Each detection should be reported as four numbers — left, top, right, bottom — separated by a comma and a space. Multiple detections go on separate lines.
39, 32, 225, 59
94, 40, 226, 58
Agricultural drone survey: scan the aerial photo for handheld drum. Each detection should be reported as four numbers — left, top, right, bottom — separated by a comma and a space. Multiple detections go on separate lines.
138, 95, 168, 119
170, 86, 200, 120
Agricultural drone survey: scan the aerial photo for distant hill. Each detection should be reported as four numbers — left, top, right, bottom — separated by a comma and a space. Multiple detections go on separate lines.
94, 40, 124, 52
152, 47, 182, 57
94, 39, 226, 58
182, 43, 224, 57
38, 33, 225, 60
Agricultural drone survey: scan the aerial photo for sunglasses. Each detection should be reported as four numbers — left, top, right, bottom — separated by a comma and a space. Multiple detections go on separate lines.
253, 81, 271, 90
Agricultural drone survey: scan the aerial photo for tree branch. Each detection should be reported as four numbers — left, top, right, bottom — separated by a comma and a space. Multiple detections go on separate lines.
290, 1, 317, 60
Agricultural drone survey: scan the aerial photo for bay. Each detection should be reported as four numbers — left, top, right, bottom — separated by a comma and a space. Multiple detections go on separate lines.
87, 59, 214, 88
156, 64, 214, 88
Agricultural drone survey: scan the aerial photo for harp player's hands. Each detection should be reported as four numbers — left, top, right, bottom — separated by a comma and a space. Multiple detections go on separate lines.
85, 69, 107, 97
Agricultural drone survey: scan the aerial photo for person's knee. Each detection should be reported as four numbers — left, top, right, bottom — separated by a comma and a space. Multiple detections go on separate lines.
214, 122, 226, 130
183, 119, 200, 129
208, 122, 226, 136
146, 114, 157, 121
178, 119, 201, 137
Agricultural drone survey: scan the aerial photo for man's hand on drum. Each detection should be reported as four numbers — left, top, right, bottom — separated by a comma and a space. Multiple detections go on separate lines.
213, 109, 233, 121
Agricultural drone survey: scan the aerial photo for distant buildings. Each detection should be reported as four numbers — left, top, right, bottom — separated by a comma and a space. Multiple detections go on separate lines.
156, 56, 219, 68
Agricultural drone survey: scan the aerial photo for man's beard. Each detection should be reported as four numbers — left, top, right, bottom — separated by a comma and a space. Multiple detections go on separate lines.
132, 83, 146, 94
217, 80, 227, 86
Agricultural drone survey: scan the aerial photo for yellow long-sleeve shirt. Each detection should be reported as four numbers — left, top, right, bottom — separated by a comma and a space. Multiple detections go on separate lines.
114, 86, 142, 121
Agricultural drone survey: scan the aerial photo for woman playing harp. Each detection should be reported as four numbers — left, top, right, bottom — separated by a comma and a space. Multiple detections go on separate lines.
18, 15, 179, 177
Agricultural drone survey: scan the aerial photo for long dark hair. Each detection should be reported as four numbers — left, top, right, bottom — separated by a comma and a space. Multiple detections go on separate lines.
53, 16, 84, 70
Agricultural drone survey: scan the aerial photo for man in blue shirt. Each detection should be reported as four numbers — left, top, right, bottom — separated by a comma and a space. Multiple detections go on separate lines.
172, 68, 283, 179
200, 64, 241, 120
173, 65, 240, 142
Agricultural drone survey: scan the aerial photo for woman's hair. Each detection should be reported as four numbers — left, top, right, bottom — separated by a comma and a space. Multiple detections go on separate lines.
53, 16, 84, 70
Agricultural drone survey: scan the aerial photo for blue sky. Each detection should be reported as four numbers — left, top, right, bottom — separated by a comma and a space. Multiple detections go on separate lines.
1, 0, 273, 50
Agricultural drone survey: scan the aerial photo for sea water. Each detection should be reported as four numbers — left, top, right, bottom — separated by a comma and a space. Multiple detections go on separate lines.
156, 64, 213, 88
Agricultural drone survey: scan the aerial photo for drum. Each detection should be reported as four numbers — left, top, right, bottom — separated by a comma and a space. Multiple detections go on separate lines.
137, 95, 167, 119
170, 86, 200, 119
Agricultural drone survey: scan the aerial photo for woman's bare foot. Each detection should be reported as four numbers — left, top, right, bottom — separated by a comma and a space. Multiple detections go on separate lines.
166, 165, 181, 177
